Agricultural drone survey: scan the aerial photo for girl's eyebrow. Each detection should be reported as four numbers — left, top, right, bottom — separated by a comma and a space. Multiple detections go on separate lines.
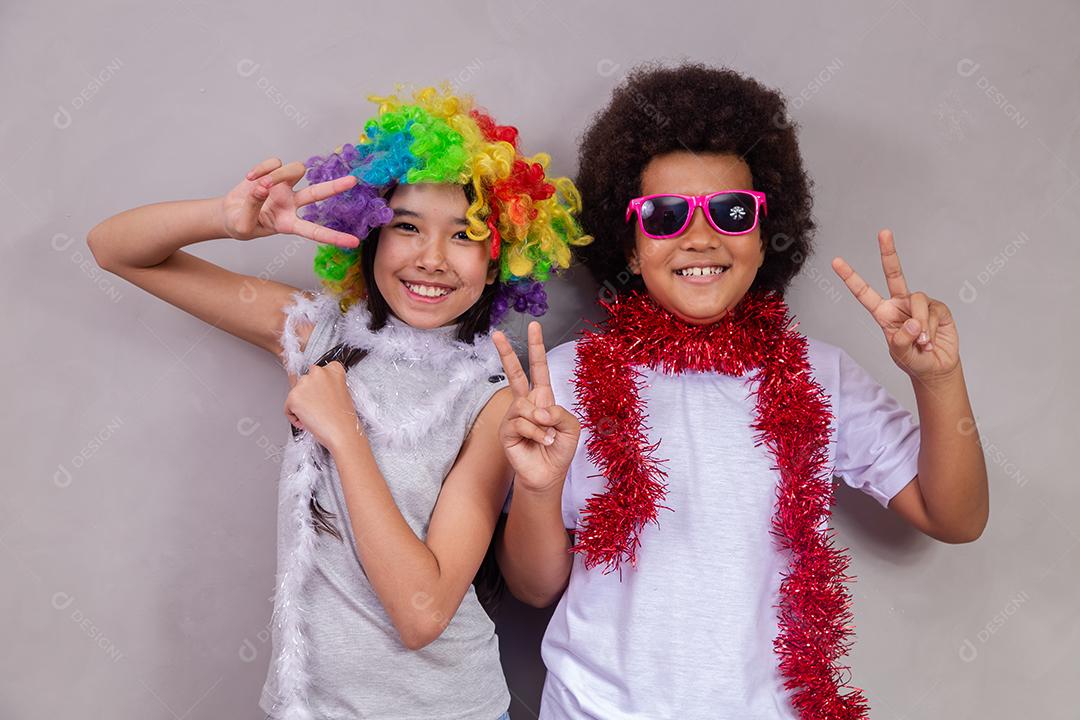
391, 207, 468, 226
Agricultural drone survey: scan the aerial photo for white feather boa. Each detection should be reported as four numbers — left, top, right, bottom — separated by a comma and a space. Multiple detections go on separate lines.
268, 290, 504, 718
336, 299, 505, 450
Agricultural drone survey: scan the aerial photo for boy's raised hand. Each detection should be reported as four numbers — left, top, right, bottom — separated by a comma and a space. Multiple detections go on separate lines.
222, 157, 361, 248
492, 322, 581, 494
832, 229, 960, 383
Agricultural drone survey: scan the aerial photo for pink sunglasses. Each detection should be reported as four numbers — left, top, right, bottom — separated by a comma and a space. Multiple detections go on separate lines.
626, 190, 768, 239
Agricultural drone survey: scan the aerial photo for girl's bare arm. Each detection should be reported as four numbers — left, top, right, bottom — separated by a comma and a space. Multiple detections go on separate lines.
324, 386, 517, 650
87, 158, 359, 362
888, 364, 989, 543
497, 477, 574, 608
88, 196, 312, 357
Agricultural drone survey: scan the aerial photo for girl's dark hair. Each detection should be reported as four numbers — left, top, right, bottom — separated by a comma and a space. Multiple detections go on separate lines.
309, 181, 506, 615
575, 61, 817, 297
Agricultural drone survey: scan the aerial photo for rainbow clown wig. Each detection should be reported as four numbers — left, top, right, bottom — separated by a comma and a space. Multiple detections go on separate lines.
299, 85, 592, 324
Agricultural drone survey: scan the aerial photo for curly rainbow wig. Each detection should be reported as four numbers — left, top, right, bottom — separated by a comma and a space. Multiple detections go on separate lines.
299, 85, 592, 324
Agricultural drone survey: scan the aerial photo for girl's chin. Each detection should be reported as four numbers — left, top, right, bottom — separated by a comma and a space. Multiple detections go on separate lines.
392, 305, 453, 327
387, 293, 471, 329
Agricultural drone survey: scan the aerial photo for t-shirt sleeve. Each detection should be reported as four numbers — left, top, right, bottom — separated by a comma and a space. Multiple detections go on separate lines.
560, 450, 577, 531
833, 347, 922, 508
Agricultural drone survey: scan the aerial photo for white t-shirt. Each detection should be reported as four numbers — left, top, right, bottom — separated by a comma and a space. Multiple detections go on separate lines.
537, 336, 921, 719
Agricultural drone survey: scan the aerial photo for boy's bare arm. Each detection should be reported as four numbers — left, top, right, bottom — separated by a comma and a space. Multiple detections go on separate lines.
889, 364, 989, 543
491, 322, 581, 608
833, 229, 989, 543
497, 480, 573, 608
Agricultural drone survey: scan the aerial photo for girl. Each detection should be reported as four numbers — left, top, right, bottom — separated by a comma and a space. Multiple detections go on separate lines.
493, 63, 989, 719
88, 85, 590, 719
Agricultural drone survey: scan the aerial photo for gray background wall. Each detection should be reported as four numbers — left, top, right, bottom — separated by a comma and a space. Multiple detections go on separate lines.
2, 0, 1076, 717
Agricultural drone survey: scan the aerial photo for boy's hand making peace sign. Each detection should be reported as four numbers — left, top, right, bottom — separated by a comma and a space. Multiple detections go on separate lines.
492, 322, 581, 495
832, 229, 961, 385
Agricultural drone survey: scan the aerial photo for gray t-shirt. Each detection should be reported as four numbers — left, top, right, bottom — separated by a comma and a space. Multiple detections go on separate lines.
261, 295, 511, 719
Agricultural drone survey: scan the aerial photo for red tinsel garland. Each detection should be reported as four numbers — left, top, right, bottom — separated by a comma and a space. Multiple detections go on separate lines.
571, 289, 870, 719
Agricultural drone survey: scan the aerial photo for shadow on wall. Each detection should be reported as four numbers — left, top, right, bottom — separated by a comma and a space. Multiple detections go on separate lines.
833, 481, 932, 565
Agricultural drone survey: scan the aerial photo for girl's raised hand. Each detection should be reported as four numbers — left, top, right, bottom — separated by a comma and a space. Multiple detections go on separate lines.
222, 157, 361, 248
492, 322, 581, 494
832, 229, 961, 384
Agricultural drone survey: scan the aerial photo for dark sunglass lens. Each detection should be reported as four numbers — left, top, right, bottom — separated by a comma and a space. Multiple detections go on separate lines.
640, 196, 690, 236
707, 193, 757, 233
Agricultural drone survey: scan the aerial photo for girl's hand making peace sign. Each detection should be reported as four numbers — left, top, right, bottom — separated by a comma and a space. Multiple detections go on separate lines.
832, 229, 961, 385
492, 322, 581, 494
222, 157, 361, 248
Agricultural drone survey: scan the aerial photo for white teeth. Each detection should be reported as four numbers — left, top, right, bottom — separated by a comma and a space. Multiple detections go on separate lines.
404, 281, 451, 298
675, 266, 727, 277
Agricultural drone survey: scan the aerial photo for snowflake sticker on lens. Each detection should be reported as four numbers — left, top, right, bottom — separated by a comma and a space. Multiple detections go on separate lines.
729, 206, 746, 220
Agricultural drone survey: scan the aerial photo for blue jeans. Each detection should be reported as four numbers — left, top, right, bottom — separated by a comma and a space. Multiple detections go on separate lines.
496, 711, 511, 720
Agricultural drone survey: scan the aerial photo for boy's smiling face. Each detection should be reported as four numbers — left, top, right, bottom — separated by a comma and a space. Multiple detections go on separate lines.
629, 151, 765, 325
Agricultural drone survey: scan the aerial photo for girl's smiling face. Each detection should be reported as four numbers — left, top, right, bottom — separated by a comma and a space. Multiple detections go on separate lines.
373, 183, 497, 329
629, 151, 765, 325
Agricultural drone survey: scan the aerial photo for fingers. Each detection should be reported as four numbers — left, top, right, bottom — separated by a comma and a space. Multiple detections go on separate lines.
527, 321, 552, 391
931, 299, 953, 329
256, 160, 308, 189
878, 229, 909, 298
283, 396, 304, 431
893, 315, 921, 362
508, 396, 574, 433
927, 299, 950, 350
284, 363, 350, 434
504, 396, 576, 447
323, 360, 347, 376
250, 160, 307, 203
286, 215, 361, 249
246, 157, 283, 181
534, 403, 579, 434
492, 330, 530, 398
492, 325, 557, 405
909, 291, 930, 350
295, 174, 359, 208
896, 291, 944, 355
506, 417, 556, 446
240, 160, 286, 222
926, 307, 939, 350
249, 163, 359, 248
506, 395, 541, 423
503, 395, 555, 445
245, 158, 300, 219
285, 409, 303, 431
832, 256, 884, 316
